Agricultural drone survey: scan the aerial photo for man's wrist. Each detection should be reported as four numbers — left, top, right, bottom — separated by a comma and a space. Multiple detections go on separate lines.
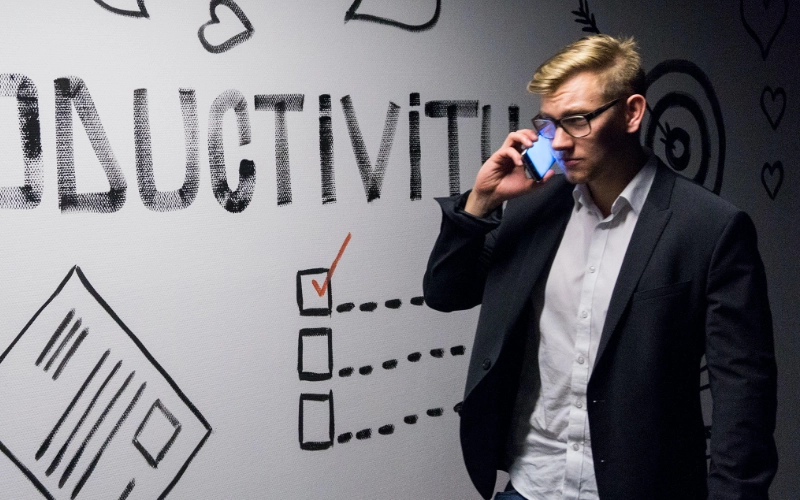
464, 190, 500, 218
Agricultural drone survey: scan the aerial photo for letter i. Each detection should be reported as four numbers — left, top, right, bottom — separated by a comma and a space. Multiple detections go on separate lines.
409, 92, 421, 200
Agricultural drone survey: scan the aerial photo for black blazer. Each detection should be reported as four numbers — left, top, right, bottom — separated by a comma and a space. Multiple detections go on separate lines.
423, 161, 777, 499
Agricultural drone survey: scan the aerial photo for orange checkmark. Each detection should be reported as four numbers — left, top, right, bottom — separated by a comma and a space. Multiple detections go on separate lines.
312, 233, 352, 297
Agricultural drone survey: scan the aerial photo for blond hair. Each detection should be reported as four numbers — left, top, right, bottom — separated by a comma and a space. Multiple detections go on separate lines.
528, 34, 645, 100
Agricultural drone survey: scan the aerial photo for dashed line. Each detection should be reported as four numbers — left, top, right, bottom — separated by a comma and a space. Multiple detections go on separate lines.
337, 345, 466, 378
336, 402, 462, 445
335, 296, 426, 313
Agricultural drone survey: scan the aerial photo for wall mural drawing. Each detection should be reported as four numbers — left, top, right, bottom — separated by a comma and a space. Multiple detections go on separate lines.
0, 74, 43, 210
134, 89, 201, 212
198, 0, 255, 54
740, 0, 788, 60
0, 267, 211, 500
93, 0, 149, 19
572, 0, 600, 34
643, 60, 726, 195
295, 233, 466, 452
760, 86, 786, 131
568, 2, 725, 462
344, 0, 441, 32
761, 161, 784, 200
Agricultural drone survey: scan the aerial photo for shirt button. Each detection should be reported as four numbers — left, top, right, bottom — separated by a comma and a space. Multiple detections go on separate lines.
577, 356, 585, 364
573, 443, 580, 451
482, 358, 492, 370
589, 266, 596, 273
576, 401, 583, 409
581, 310, 588, 318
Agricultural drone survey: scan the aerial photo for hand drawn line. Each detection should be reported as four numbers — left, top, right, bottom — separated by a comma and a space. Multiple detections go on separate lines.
198, 0, 255, 54
335, 402, 462, 445
344, 0, 441, 32
337, 345, 466, 378
335, 296, 425, 313
94, 0, 149, 18
312, 233, 352, 297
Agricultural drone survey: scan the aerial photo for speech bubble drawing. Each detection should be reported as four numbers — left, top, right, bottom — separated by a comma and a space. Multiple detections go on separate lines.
93, 0, 149, 18
344, 0, 441, 32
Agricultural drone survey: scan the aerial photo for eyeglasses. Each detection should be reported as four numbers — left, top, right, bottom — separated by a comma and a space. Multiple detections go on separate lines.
532, 98, 622, 139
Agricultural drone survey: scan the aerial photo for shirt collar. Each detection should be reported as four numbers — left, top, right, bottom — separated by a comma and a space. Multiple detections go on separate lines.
572, 151, 658, 217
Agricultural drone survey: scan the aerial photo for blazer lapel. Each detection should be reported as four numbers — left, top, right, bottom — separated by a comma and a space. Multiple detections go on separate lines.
594, 161, 676, 366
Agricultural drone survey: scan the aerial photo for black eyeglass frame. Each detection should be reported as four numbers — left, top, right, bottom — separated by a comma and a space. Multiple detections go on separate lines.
532, 97, 623, 139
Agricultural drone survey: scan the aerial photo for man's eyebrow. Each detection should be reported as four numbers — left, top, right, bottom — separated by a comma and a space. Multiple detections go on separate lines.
538, 108, 591, 119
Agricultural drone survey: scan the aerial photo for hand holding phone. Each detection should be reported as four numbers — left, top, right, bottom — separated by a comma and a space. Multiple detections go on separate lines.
521, 136, 555, 181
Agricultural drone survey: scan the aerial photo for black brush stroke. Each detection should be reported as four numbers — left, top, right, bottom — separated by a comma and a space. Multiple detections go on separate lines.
571, 0, 600, 34
481, 105, 491, 164
298, 392, 334, 451
54, 77, 127, 213
94, 0, 149, 18
425, 100, 479, 195
644, 60, 726, 194
72, 382, 146, 499
410, 92, 422, 200
508, 105, 519, 134
72, 267, 211, 498
378, 424, 394, 435
760, 86, 786, 130
46, 361, 122, 474
761, 161, 783, 200
255, 94, 305, 206
36, 351, 110, 461
37, 309, 75, 367
319, 95, 336, 204
410, 296, 425, 306
297, 328, 333, 382
208, 89, 255, 213
2, 266, 211, 500
132, 399, 182, 468
60, 370, 135, 487
0, 74, 44, 209
198, 0, 254, 54
53, 328, 88, 380
344, 0, 441, 32
740, 0, 788, 60
341, 96, 400, 202
118, 479, 135, 500
135, 88, 200, 212
44, 319, 82, 372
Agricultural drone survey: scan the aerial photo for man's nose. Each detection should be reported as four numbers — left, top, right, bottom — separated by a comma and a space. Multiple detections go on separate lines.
549, 125, 573, 150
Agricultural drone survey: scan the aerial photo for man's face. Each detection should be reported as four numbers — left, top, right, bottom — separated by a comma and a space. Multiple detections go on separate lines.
538, 71, 627, 186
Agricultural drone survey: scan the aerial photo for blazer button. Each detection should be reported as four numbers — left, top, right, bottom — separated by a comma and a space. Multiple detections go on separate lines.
482, 358, 492, 370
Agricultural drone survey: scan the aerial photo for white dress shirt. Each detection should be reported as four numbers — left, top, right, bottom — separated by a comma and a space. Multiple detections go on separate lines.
508, 156, 657, 499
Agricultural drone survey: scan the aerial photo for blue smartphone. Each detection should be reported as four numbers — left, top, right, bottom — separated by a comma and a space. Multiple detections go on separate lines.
521, 136, 555, 180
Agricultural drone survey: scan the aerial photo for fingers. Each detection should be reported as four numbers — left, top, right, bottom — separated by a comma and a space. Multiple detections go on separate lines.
501, 129, 538, 151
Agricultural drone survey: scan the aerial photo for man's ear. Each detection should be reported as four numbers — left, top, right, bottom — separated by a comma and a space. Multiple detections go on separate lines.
625, 94, 647, 134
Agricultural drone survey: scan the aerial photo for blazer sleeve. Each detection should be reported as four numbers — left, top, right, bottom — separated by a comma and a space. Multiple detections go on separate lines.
705, 211, 778, 499
422, 191, 501, 312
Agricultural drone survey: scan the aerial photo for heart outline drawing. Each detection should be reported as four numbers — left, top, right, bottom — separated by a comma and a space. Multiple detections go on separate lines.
94, 0, 149, 18
761, 161, 784, 200
198, 0, 255, 54
740, 0, 788, 60
344, 0, 441, 32
760, 86, 786, 130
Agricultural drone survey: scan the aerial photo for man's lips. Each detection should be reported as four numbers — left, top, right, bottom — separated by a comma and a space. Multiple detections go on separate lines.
560, 157, 580, 168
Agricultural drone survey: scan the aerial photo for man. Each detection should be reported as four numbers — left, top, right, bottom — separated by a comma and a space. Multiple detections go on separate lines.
423, 35, 777, 499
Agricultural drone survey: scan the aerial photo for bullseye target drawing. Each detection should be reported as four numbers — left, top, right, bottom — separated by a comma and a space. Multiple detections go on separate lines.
643, 60, 726, 194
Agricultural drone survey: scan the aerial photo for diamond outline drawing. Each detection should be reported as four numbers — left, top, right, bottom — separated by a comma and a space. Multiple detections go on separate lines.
0, 266, 212, 499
